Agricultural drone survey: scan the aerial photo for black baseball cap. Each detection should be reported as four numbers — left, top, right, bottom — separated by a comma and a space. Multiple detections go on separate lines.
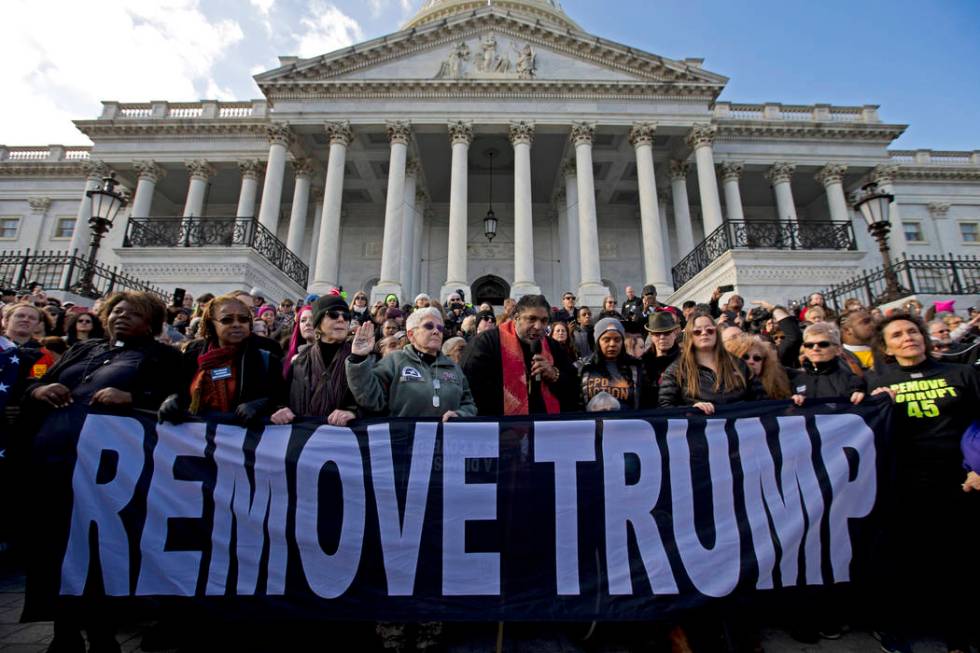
642, 285, 657, 297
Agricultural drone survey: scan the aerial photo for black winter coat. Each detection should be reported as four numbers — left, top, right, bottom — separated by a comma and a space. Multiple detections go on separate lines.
786, 358, 865, 399
180, 335, 284, 415
658, 357, 763, 407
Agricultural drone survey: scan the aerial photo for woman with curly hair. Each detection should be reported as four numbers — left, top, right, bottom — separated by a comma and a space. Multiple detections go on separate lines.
659, 312, 763, 414
724, 332, 792, 399
63, 311, 104, 347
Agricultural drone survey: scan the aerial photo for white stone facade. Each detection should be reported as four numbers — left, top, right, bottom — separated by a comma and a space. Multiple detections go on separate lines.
1, 0, 979, 306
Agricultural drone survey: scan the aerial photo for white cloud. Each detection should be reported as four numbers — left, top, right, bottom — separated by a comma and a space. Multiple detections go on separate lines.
369, 0, 413, 19
294, 3, 365, 58
0, 0, 244, 145
250, 0, 275, 15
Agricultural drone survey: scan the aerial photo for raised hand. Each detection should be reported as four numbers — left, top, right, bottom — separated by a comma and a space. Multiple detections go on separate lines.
351, 322, 376, 356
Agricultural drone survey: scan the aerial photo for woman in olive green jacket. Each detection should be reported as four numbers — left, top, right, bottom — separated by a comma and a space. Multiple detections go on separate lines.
345, 306, 477, 420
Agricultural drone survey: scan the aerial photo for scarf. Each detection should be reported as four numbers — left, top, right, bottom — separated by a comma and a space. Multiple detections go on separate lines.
499, 320, 560, 416
189, 343, 239, 414
305, 340, 348, 417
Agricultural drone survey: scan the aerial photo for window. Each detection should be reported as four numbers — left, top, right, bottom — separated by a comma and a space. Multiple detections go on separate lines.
902, 221, 925, 243
54, 217, 76, 239
0, 217, 20, 239
960, 222, 979, 243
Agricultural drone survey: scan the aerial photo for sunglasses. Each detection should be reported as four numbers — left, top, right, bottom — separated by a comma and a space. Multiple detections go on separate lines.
691, 327, 717, 336
327, 310, 351, 321
480, 315, 496, 322
802, 341, 833, 349
563, 295, 576, 301
420, 322, 445, 333
217, 315, 251, 325
742, 353, 764, 363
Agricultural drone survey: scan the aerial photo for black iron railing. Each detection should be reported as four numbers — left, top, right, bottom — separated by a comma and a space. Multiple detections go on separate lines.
817, 253, 980, 310
0, 249, 170, 301
124, 216, 309, 287
671, 219, 857, 288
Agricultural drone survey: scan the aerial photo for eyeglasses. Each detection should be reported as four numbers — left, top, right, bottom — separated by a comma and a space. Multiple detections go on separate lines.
771, 334, 785, 341
802, 341, 833, 349
327, 310, 351, 321
742, 353, 764, 363
217, 315, 251, 325
420, 322, 445, 333
691, 327, 717, 336
480, 315, 496, 322
563, 295, 575, 301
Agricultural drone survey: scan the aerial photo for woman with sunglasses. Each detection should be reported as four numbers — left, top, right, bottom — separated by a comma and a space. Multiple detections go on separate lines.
864, 312, 980, 653
658, 312, 762, 414
724, 332, 792, 399
346, 306, 476, 420
63, 310, 104, 347
350, 291, 371, 324
159, 293, 284, 425
787, 322, 865, 406
272, 295, 359, 426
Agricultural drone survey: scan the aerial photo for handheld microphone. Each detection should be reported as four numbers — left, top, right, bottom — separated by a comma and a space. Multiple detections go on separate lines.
530, 338, 542, 382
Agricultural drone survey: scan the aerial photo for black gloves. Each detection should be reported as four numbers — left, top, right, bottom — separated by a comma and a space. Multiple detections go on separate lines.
158, 394, 188, 425
235, 398, 269, 427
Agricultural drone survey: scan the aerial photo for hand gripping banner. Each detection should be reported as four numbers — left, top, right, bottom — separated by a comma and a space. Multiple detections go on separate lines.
22, 398, 891, 622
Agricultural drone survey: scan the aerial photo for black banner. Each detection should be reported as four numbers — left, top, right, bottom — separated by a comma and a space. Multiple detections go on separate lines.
23, 399, 890, 622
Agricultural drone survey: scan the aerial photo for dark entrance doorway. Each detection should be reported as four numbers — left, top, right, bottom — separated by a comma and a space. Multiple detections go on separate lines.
471, 275, 510, 306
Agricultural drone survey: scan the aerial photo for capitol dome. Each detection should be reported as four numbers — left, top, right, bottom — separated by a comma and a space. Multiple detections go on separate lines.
404, 0, 580, 31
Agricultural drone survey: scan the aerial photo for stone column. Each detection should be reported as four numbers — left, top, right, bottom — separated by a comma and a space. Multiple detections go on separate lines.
554, 189, 568, 293
686, 124, 724, 235
131, 161, 164, 219
562, 161, 581, 292
719, 162, 745, 223
286, 158, 314, 255
257, 124, 292, 234
816, 163, 849, 223
766, 162, 798, 222
372, 120, 411, 303
442, 120, 472, 301
311, 121, 352, 293
629, 122, 671, 292
399, 159, 419, 298
571, 122, 608, 306
236, 160, 264, 218
870, 164, 908, 257
510, 121, 540, 296
669, 161, 695, 256
64, 161, 109, 290
183, 160, 214, 217
308, 189, 324, 286
409, 190, 428, 296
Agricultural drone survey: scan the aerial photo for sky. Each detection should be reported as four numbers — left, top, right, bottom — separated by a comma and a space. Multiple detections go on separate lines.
2, 0, 978, 150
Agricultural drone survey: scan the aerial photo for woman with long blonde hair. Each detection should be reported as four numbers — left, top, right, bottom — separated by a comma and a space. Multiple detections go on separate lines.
724, 332, 792, 399
658, 312, 762, 414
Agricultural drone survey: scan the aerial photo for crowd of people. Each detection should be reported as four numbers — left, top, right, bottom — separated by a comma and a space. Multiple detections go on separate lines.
0, 280, 979, 653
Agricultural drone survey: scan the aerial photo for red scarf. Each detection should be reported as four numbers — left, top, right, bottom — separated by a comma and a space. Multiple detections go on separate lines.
189, 344, 239, 414
498, 320, 561, 416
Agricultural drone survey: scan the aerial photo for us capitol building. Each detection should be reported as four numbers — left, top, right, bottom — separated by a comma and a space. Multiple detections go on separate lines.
1, 0, 978, 307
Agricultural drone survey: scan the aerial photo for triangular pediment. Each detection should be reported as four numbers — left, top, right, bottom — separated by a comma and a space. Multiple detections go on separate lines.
256, 8, 727, 97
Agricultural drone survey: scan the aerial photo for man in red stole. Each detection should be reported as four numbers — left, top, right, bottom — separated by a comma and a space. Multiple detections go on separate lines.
460, 294, 579, 416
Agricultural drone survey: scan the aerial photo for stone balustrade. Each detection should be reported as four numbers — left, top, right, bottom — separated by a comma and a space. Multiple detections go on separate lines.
100, 100, 267, 121
0, 145, 91, 162
713, 101, 878, 123
888, 149, 980, 166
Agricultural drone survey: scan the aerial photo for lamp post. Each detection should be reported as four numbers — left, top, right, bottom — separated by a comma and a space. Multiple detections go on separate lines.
76, 173, 128, 296
483, 150, 497, 242
852, 181, 901, 303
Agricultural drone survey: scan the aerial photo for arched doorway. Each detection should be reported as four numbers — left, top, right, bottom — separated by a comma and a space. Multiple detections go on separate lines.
471, 275, 510, 306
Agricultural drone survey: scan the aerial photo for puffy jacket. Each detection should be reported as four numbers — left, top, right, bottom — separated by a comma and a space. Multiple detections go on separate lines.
786, 357, 865, 399
658, 357, 763, 407
346, 345, 476, 418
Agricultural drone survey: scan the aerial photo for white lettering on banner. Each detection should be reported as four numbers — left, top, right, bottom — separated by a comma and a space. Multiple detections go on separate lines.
206, 424, 290, 596
602, 420, 678, 596
442, 422, 500, 596
775, 416, 826, 585
136, 422, 208, 596
295, 426, 366, 598
816, 414, 876, 582
736, 417, 809, 589
534, 420, 597, 596
667, 419, 740, 598
60, 415, 146, 596
368, 422, 438, 596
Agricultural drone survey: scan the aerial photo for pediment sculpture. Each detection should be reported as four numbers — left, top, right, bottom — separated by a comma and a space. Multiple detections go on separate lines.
435, 34, 537, 80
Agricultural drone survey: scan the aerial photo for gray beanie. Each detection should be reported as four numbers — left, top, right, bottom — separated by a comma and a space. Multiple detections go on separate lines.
593, 317, 625, 344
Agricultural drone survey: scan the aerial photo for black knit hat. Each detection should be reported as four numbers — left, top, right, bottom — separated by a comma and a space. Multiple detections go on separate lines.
311, 294, 349, 327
